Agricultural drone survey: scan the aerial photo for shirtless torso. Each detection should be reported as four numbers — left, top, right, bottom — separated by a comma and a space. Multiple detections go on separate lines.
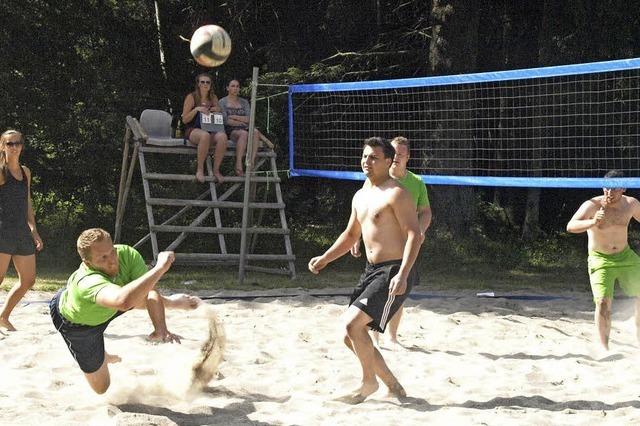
568, 193, 640, 254
354, 179, 407, 264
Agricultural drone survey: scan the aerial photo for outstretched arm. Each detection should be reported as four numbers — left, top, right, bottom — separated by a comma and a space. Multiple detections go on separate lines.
567, 200, 602, 233
95, 251, 175, 311
309, 197, 362, 273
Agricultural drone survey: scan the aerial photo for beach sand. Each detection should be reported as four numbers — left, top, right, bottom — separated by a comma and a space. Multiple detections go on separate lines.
1, 288, 640, 425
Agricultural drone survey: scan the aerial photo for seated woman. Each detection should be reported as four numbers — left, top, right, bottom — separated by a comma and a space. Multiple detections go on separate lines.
181, 73, 228, 183
218, 79, 264, 176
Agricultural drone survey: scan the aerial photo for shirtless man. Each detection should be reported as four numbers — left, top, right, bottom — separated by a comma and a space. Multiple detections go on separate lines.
567, 170, 640, 350
49, 228, 201, 394
308, 137, 422, 404
352, 136, 431, 348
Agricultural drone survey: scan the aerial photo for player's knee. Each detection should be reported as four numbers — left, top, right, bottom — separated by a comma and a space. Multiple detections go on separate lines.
344, 320, 361, 337
595, 298, 610, 314
93, 381, 110, 394
20, 277, 35, 289
342, 334, 351, 347
89, 374, 111, 394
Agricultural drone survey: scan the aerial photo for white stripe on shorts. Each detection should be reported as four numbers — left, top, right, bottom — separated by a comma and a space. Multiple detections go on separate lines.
379, 294, 396, 330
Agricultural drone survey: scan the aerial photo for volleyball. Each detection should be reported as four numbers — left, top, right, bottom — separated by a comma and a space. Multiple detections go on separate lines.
190, 25, 232, 67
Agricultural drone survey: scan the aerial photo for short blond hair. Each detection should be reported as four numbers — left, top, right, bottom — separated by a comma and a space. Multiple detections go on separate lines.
77, 228, 111, 261
390, 136, 410, 149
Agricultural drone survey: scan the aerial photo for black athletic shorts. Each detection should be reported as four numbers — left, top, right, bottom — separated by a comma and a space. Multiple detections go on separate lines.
49, 290, 125, 373
349, 259, 418, 333
0, 226, 35, 256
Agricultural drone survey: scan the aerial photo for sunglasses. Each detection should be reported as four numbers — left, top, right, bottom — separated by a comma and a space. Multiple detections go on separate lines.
5, 141, 24, 147
199, 80, 211, 85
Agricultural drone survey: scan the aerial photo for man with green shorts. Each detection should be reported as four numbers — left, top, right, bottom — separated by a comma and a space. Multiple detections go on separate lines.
567, 170, 640, 350
353, 136, 432, 348
49, 228, 201, 393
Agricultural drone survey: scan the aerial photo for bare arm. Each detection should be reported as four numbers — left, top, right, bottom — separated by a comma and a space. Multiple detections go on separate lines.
227, 99, 251, 125
389, 189, 422, 294
181, 94, 202, 124
631, 198, 640, 224
567, 200, 602, 233
418, 205, 432, 238
228, 115, 249, 125
310, 196, 362, 273
95, 251, 174, 311
24, 167, 43, 251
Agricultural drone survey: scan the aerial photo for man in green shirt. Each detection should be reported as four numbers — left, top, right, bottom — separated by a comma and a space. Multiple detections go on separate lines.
49, 228, 201, 394
353, 136, 432, 348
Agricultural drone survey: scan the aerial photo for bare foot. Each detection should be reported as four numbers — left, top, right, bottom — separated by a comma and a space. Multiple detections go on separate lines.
195, 170, 205, 183
0, 317, 16, 331
214, 171, 225, 183
387, 382, 406, 398
105, 353, 122, 364
148, 330, 182, 344
235, 166, 244, 177
165, 293, 201, 310
333, 381, 379, 405
387, 338, 407, 352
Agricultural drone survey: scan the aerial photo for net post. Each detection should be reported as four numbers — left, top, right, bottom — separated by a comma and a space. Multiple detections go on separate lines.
239, 66, 260, 283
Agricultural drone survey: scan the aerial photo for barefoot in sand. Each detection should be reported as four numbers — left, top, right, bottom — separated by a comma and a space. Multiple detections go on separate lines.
386, 337, 408, 352
0, 316, 16, 331
334, 381, 379, 405
195, 170, 206, 183
105, 352, 122, 364
165, 294, 201, 310
148, 329, 182, 344
387, 382, 407, 398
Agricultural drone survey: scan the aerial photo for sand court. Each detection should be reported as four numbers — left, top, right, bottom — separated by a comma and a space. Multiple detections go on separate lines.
2, 289, 640, 425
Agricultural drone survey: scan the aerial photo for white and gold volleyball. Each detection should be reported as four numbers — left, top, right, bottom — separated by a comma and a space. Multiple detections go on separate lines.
190, 25, 232, 67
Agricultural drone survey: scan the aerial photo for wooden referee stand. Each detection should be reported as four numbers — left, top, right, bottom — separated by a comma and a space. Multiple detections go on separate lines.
114, 68, 296, 282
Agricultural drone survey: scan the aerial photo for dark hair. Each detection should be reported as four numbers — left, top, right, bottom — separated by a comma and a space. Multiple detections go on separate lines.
363, 137, 395, 159
604, 170, 624, 178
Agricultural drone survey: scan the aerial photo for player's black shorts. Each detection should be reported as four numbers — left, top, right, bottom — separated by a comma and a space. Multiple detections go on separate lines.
49, 290, 124, 373
350, 259, 418, 333
0, 226, 35, 256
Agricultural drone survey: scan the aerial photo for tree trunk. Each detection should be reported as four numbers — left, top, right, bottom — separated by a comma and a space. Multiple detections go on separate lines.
500, 0, 543, 241
429, 0, 482, 236
152, 0, 171, 112
521, 187, 541, 241
520, 0, 562, 240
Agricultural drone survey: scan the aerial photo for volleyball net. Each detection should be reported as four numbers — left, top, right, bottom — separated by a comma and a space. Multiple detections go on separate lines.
288, 58, 640, 188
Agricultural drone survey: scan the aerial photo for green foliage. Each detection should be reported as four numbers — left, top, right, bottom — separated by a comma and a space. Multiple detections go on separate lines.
1, 0, 639, 280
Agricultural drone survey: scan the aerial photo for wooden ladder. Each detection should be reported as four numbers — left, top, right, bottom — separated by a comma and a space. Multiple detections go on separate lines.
115, 116, 296, 280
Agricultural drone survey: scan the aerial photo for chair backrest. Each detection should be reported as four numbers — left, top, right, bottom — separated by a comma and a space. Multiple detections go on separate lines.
140, 109, 172, 138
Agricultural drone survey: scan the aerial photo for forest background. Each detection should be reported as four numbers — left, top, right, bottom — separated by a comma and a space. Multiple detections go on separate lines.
2, 0, 640, 290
